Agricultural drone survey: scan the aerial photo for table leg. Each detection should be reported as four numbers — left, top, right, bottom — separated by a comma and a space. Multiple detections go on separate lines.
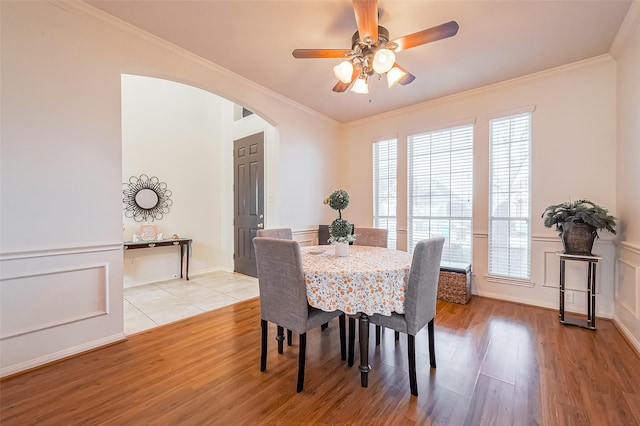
185, 242, 190, 280
587, 259, 593, 324
591, 262, 597, 329
180, 242, 185, 279
348, 317, 355, 367
559, 259, 565, 321
358, 314, 371, 388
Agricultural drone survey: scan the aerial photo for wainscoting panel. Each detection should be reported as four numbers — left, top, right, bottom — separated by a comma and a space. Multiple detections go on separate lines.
616, 257, 640, 319
293, 228, 319, 246
0, 264, 108, 339
0, 243, 123, 377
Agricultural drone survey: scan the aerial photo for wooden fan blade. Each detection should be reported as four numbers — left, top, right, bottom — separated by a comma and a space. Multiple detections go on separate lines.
332, 68, 360, 92
391, 21, 459, 53
395, 64, 416, 85
353, 0, 378, 44
292, 49, 353, 59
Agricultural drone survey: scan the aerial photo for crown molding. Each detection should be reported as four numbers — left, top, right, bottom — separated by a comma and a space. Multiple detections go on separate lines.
344, 54, 614, 128
609, 1, 640, 58
52, 1, 339, 127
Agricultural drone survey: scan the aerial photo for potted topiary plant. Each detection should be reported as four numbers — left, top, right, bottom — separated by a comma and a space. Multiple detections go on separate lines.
541, 199, 616, 255
324, 189, 355, 256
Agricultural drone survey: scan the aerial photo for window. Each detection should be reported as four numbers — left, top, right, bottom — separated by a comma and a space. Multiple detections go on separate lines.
489, 112, 531, 280
408, 124, 473, 263
373, 138, 397, 249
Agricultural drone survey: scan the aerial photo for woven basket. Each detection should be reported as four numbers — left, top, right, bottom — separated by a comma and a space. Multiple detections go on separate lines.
437, 265, 471, 304
561, 223, 597, 255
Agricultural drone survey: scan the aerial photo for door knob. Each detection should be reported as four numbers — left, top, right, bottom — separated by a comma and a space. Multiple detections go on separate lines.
257, 223, 264, 229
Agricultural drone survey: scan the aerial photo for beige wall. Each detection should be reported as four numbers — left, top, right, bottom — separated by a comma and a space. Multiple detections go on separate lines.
612, 4, 640, 352
0, 1, 341, 376
341, 56, 619, 317
1, 0, 638, 376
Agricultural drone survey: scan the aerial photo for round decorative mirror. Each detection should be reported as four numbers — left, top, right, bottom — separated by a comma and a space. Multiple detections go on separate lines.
122, 174, 172, 222
135, 188, 159, 209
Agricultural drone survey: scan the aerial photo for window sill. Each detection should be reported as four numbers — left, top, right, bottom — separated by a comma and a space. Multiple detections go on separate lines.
485, 274, 535, 288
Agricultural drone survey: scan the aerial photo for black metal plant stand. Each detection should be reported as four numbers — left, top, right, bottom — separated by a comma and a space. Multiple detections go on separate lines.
557, 252, 601, 330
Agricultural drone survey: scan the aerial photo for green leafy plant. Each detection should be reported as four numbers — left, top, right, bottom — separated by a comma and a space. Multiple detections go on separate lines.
324, 189, 355, 244
541, 199, 616, 237
324, 189, 350, 218
328, 218, 355, 244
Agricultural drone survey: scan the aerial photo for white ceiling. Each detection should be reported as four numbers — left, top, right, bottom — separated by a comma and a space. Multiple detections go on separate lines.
86, 0, 632, 123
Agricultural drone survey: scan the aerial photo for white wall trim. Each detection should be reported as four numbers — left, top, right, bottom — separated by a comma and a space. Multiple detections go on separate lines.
615, 257, 640, 319
484, 275, 535, 288
487, 104, 536, 121
610, 0, 640, 58
404, 116, 477, 139
0, 243, 122, 261
473, 290, 557, 311
532, 235, 560, 243
1, 263, 110, 339
292, 228, 319, 246
612, 315, 640, 357
620, 241, 640, 255
0, 333, 126, 379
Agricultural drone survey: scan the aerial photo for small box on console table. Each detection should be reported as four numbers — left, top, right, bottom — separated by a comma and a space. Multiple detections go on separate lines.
437, 262, 472, 304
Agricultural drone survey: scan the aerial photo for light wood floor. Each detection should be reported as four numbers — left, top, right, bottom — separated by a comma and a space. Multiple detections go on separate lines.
1, 297, 639, 425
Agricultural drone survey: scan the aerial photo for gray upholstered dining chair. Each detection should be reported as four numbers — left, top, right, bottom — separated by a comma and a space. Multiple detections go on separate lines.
256, 228, 293, 240
256, 227, 294, 347
369, 236, 445, 396
253, 237, 346, 392
353, 227, 388, 248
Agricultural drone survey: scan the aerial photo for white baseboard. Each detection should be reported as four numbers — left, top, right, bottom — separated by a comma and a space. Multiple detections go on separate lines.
1, 333, 126, 379
472, 289, 615, 318
472, 289, 558, 311
612, 315, 640, 357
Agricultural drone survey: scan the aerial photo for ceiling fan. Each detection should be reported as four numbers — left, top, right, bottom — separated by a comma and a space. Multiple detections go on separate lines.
292, 0, 459, 94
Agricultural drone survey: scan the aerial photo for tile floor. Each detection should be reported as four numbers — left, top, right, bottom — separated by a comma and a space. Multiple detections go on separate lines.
124, 270, 259, 335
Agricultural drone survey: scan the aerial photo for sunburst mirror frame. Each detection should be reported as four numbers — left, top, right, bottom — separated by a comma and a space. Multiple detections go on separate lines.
122, 174, 173, 222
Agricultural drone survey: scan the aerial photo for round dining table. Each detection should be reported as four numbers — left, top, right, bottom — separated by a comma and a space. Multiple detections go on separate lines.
300, 245, 412, 387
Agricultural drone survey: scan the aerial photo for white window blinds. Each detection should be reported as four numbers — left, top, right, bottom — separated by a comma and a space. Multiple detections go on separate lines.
408, 124, 473, 263
373, 138, 397, 249
489, 112, 531, 279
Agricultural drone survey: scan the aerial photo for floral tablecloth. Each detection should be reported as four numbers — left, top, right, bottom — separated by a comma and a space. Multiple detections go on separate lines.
301, 245, 412, 316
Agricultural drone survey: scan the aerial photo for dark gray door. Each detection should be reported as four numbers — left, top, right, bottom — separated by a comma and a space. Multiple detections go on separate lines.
233, 133, 264, 277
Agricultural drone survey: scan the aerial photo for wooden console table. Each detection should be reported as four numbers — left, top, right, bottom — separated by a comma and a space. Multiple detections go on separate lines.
124, 238, 192, 280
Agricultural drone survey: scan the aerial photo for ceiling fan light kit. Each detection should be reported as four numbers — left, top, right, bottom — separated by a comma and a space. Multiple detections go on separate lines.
372, 48, 395, 73
351, 76, 369, 94
386, 66, 407, 88
292, 0, 459, 95
334, 61, 355, 83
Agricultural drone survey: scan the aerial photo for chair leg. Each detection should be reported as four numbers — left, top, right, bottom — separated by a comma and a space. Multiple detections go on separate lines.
297, 333, 307, 393
428, 318, 436, 368
407, 334, 418, 396
287, 329, 293, 346
339, 314, 346, 361
260, 320, 268, 372
276, 325, 285, 354
348, 317, 356, 367
375, 325, 381, 345
321, 322, 329, 330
